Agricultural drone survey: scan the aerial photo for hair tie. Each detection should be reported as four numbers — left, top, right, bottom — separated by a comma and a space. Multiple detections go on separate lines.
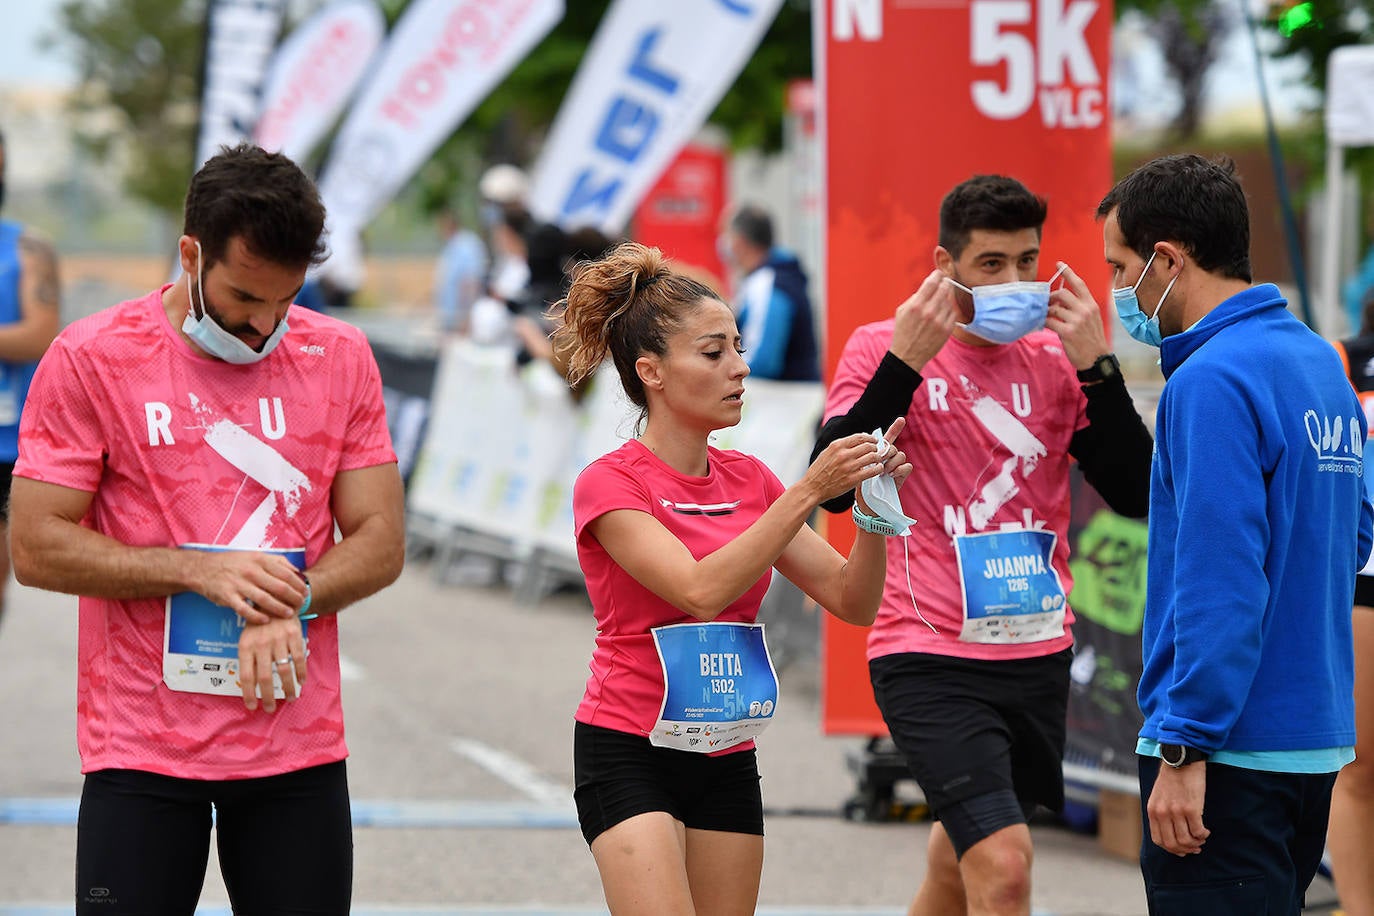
639, 273, 663, 288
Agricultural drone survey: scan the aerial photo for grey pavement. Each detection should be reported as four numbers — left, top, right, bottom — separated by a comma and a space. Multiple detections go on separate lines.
0, 553, 1315, 915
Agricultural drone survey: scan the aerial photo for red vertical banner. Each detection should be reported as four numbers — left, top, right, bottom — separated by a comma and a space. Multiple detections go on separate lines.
632, 142, 730, 291
817, 0, 1113, 735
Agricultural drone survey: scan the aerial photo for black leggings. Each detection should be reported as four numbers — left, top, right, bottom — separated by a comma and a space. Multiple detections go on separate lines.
76, 761, 352, 915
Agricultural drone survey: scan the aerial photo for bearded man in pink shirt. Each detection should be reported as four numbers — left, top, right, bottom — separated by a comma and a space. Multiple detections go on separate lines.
9, 144, 405, 915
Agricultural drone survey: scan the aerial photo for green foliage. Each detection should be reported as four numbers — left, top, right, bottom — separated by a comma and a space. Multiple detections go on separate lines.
49, 0, 207, 217
50, 0, 815, 221
1265, 0, 1370, 93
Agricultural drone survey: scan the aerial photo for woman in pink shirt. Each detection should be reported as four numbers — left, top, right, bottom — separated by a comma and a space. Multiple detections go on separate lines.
555, 241, 912, 915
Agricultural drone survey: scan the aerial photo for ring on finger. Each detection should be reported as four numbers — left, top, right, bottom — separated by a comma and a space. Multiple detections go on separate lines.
275, 657, 291, 666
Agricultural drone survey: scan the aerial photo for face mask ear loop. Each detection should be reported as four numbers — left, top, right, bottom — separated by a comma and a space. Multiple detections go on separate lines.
945, 277, 973, 295
1047, 263, 1068, 289
902, 536, 939, 634
1131, 250, 1158, 294
189, 241, 207, 320
1150, 270, 1179, 321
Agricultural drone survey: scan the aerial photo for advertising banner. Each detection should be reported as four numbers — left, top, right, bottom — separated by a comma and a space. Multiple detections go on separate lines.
816, 0, 1114, 735
1064, 484, 1148, 780
527, 0, 785, 234
196, 0, 289, 169
316, 0, 564, 269
631, 142, 730, 291
253, 0, 386, 164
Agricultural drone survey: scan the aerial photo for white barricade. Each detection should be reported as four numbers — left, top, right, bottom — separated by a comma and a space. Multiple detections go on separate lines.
408, 341, 580, 559
409, 339, 825, 597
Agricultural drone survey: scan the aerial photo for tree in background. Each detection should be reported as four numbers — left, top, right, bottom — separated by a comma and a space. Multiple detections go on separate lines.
1114, 0, 1236, 139
48, 0, 205, 217
49, 0, 812, 223
1268, 0, 1370, 93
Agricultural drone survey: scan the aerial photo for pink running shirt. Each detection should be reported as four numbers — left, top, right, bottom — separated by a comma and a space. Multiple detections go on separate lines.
825, 324, 1087, 662
14, 286, 396, 780
573, 439, 785, 745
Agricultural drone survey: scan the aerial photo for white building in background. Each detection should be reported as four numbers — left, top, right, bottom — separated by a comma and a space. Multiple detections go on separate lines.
0, 86, 82, 188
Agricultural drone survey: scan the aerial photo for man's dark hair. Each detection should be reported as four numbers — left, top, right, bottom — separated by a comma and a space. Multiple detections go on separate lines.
1096, 154, 1252, 283
730, 204, 774, 250
183, 144, 327, 270
938, 175, 1048, 258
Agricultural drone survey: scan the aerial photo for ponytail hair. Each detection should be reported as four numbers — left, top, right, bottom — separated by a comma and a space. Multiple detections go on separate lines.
552, 242, 720, 410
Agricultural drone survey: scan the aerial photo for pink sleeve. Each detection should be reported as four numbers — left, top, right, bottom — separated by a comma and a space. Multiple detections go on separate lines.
340, 337, 399, 472
823, 326, 885, 422
14, 338, 105, 491
749, 454, 787, 504
573, 458, 653, 540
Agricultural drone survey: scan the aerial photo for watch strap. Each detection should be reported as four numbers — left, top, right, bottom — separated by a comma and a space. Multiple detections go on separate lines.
1160, 743, 1207, 767
1077, 353, 1121, 384
852, 505, 901, 537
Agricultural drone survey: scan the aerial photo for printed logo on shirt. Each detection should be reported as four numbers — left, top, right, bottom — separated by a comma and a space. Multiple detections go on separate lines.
300, 344, 326, 356
1305, 408, 1364, 475
658, 498, 741, 517
143, 393, 313, 543
931, 375, 1048, 537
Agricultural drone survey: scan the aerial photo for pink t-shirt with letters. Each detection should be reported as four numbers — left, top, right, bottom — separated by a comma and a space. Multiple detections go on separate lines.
825, 324, 1087, 662
15, 286, 396, 780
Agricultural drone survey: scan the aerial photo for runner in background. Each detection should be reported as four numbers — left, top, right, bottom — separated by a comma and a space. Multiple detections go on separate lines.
0, 128, 61, 631
1328, 302, 1374, 916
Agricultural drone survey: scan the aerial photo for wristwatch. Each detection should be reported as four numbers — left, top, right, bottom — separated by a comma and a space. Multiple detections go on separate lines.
1076, 353, 1121, 384
1159, 743, 1208, 768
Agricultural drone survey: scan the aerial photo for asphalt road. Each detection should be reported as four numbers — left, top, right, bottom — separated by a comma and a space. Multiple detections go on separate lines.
0, 554, 1341, 915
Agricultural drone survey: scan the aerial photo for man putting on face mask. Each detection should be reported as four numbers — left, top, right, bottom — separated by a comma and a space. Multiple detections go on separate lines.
812, 173, 1155, 916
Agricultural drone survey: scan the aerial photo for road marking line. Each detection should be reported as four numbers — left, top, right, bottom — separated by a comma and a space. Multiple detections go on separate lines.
338, 653, 365, 681
0, 797, 576, 830
449, 737, 570, 806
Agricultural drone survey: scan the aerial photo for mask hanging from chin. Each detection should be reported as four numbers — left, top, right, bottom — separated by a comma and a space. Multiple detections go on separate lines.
180, 241, 289, 364
948, 264, 1066, 345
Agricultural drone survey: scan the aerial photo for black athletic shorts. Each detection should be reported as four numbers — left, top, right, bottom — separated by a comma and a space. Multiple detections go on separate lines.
573, 720, 764, 846
870, 648, 1072, 849
76, 761, 352, 915
1356, 573, 1374, 608
0, 462, 14, 522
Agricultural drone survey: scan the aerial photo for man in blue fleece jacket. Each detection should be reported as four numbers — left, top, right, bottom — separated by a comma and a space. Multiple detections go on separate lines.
721, 204, 821, 382
1100, 153, 1374, 914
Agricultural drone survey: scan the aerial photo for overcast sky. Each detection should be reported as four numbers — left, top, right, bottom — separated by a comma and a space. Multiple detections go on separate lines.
0, 0, 77, 88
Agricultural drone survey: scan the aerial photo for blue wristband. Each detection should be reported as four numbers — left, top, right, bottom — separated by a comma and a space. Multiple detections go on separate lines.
297, 575, 317, 621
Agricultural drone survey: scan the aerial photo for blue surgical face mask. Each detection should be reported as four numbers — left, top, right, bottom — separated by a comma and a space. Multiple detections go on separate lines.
1112, 250, 1178, 349
948, 264, 1066, 345
859, 429, 917, 536
181, 240, 289, 364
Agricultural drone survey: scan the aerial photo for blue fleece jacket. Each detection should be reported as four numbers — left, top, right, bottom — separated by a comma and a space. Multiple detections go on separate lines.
737, 249, 820, 382
1139, 283, 1374, 754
